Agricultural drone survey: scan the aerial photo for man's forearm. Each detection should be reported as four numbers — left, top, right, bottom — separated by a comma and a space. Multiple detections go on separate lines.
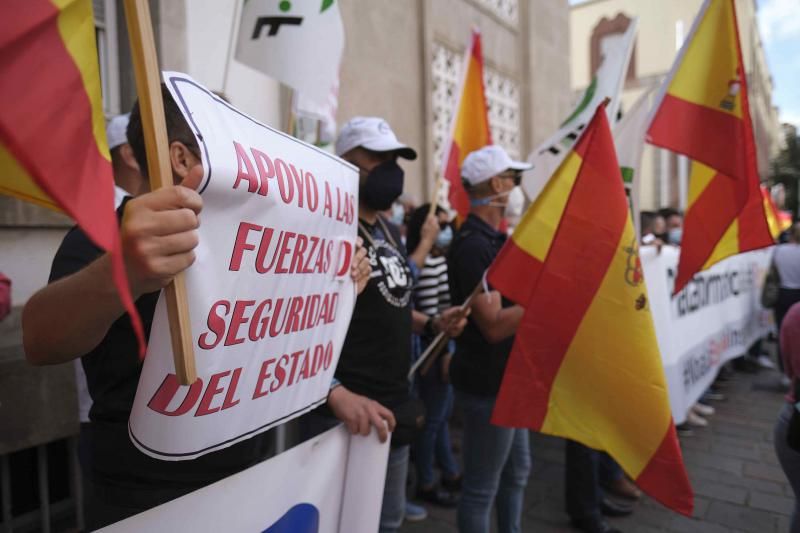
23, 254, 129, 365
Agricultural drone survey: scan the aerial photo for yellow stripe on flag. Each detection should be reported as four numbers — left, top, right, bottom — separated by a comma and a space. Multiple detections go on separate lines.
687, 160, 716, 207
702, 220, 739, 270
668, 0, 742, 119
54, 0, 110, 161
512, 151, 583, 262
0, 142, 60, 211
541, 221, 672, 478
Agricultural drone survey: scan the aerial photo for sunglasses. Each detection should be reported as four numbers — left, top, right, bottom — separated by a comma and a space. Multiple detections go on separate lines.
499, 172, 522, 186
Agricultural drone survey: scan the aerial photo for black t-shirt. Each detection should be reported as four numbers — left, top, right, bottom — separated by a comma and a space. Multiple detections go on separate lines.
333, 216, 413, 408
49, 200, 267, 491
447, 214, 515, 396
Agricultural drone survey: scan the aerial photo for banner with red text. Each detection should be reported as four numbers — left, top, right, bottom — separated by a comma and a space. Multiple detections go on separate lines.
128, 72, 358, 460
103, 425, 389, 532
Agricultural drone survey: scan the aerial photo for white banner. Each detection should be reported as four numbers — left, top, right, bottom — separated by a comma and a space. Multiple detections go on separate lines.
129, 72, 358, 460
643, 246, 775, 424
102, 425, 390, 533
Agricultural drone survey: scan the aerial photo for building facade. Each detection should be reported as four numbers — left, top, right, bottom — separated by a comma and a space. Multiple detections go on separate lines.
0, 1, 571, 528
570, 0, 782, 211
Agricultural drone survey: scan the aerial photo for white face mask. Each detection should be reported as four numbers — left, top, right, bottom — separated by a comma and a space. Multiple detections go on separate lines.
469, 187, 517, 209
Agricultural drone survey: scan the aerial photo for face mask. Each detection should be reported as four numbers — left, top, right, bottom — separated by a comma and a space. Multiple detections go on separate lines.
668, 228, 683, 245
469, 188, 514, 209
435, 225, 453, 249
360, 160, 404, 211
390, 203, 405, 226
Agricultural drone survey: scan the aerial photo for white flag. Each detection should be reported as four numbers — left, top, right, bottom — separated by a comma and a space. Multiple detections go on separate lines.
614, 87, 655, 240
295, 78, 340, 145
523, 17, 638, 202
235, 0, 344, 107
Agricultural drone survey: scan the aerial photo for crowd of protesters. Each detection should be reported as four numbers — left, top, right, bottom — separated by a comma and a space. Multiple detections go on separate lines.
18, 85, 800, 533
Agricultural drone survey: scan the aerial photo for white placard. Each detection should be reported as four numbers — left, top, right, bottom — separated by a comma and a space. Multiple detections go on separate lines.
128, 72, 358, 460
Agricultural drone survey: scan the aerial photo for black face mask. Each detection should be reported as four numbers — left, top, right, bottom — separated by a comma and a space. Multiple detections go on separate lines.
360, 159, 405, 211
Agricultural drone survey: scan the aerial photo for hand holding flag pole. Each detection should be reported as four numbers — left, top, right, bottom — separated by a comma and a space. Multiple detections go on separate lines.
124, 0, 197, 385
408, 282, 481, 380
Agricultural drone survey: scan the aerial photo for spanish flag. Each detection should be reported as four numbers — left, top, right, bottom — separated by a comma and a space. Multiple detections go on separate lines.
488, 103, 693, 515
0, 0, 144, 351
762, 186, 791, 240
647, 0, 772, 293
441, 29, 492, 219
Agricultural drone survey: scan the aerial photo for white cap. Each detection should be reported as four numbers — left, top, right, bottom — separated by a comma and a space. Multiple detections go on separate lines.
106, 113, 130, 150
335, 116, 417, 160
461, 145, 532, 186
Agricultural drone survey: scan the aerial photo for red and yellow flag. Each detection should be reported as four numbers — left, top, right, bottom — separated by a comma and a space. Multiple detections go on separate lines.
488, 103, 693, 516
0, 0, 144, 352
761, 186, 791, 240
647, 0, 772, 293
441, 29, 492, 219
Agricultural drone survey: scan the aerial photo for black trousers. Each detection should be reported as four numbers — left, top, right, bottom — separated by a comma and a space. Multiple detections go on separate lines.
564, 440, 622, 521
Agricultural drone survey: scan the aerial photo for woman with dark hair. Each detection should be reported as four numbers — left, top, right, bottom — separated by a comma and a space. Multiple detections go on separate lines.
407, 203, 462, 507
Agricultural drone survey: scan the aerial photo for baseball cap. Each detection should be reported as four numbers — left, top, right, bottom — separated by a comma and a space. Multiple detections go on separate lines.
461, 145, 532, 187
335, 116, 417, 160
106, 113, 130, 150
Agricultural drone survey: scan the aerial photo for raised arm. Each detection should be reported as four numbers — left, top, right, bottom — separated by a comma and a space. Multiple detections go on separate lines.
469, 289, 523, 344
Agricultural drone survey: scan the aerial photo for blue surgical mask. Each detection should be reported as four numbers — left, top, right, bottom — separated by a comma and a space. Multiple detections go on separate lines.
668, 228, 683, 245
390, 202, 405, 226
435, 225, 453, 249
469, 188, 515, 208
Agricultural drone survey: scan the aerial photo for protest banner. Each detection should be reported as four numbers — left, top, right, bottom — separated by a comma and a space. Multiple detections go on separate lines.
128, 72, 359, 461
102, 424, 389, 533
642, 246, 775, 424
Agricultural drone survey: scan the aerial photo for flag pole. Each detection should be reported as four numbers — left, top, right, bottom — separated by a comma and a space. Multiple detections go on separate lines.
123, 0, 197, 385
408, 281, 482, 380
221, 0, 243, 99
427, 171, 441, 217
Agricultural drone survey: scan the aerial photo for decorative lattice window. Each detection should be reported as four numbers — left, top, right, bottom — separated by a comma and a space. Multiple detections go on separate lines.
474, 0, 519, 26
484, 66, 521, 159
431, 41, 521, 171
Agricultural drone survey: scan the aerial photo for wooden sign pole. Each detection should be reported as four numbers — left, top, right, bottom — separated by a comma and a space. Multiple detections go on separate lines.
123, 0, 197, 385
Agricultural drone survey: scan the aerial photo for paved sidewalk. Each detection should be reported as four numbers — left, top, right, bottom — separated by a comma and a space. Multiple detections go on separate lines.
400, 367, 793, 533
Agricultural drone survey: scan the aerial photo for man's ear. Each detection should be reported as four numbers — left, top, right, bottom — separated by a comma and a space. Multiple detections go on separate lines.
169, 141, 200, 181
119, 144, 141, 172
489, 175, 504, 194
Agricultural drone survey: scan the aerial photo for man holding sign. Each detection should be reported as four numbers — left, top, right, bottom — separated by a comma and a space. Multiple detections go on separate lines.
23, 86, 374, 528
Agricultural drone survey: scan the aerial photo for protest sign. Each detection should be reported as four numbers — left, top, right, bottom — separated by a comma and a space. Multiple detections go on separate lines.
642, 246, 774, 424
128, 72, 358, 460
103, 425, 389, 533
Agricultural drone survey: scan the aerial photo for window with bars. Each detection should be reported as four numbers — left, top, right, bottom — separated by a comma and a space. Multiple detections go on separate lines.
430, 40, 521, 172
93, 0, 121, 117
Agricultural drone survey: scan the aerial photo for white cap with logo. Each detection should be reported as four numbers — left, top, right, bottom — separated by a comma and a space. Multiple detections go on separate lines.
335, 116, 417, 160
106, 113, 130, 151
461, 145, 532, 187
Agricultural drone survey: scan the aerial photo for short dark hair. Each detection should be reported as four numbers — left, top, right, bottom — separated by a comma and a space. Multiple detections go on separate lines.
658, 207, 681, 220
126, 84, 198, 177
640, 211, 656, 234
